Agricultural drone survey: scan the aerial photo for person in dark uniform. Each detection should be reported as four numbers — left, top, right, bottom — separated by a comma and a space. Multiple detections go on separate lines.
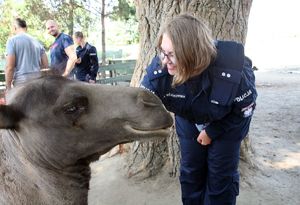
141, 14, 257, 205
73, 31, 99, 83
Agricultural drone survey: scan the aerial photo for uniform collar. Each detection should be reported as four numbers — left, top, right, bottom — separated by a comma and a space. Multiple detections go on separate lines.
55, 32, 63, 39
181, 69, 211, 95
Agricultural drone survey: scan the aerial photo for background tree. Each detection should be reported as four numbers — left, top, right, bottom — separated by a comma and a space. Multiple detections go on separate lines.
0, 0, 137, 62
24, 0, 93, 36
0, 0, 21, 56
127, 0, 253, 178
100, 0, 106, 64
0, 0, 94, 52
92, 0, 137, 64
111, 0, 138, 45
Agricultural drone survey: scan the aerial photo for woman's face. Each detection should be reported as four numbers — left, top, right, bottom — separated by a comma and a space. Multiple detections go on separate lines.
160, 33, 177, 75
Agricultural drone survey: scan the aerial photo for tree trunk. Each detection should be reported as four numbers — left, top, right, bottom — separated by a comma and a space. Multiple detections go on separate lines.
67, 0, 74, 35
128, 0, 253, 179
101, 0, 106, 65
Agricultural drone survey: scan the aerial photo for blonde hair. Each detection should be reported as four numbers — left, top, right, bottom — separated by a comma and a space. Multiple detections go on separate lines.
157, 14, 216, 86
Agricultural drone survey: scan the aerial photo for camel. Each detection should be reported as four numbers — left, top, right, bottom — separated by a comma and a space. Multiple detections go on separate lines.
0, 76, 173, 205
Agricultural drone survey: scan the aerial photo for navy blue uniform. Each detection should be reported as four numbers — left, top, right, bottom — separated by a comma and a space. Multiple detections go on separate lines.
141, 41, 257, 205
75, 42, 99, 81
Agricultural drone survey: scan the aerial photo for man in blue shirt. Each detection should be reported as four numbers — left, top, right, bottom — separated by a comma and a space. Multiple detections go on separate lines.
45, 20, 77, 77
73, 31, 99, 83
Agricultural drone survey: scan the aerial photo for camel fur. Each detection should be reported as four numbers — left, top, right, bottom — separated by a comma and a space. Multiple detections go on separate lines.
0, 76, 173, 205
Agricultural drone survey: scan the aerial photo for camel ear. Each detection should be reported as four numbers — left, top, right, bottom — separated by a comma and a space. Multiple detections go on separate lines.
0, 105, 24, 129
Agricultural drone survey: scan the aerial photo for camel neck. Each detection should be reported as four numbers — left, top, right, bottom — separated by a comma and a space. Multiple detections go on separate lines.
0, 130, 91, 205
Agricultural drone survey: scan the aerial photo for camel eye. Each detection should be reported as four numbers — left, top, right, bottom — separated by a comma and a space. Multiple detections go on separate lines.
64, 105, 78, 114
62, 96, 88, 116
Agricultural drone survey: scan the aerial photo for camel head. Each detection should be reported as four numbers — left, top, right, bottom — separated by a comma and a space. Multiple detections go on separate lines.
0, 76, 173, 169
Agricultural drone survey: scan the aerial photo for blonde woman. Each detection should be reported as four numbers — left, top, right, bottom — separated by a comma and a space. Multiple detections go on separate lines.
141, 14, 257, 205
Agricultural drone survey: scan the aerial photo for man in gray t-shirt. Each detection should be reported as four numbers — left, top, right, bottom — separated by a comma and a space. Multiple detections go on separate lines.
5, 18, 48, 89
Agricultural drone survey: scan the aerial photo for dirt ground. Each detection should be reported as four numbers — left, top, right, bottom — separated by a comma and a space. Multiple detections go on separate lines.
88, 68, 300, 205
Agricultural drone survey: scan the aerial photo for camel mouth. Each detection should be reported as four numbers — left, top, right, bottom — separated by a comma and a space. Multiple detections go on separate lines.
123, 124, 171, 137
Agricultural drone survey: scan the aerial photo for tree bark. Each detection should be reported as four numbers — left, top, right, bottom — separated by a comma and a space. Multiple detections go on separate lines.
101, 0, 106, 65
67, 0, 75, 35
128, 0, 253, 179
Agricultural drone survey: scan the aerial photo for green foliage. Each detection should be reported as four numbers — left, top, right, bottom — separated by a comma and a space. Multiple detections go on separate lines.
0, 0, 139, 58
0, 0, 18, 56
20, 2, 53, 49
25, 0, 94, 35
109, 0, 139, 44
111, 0, 136, 21
0, 0, 53, 55
106, 19, 139, 45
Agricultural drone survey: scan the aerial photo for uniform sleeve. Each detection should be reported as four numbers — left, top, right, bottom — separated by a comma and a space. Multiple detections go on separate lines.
89, 46, 99, 80
140, 56, 162, 95
205, 57, 257, 140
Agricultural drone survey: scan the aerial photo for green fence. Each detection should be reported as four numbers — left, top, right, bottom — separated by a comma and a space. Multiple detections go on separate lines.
0, 59, 5, 71
97, 59, 136, 86
0, 59, 5, 86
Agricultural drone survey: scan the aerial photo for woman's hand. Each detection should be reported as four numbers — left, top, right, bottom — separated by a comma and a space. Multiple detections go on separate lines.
197, 130, 212, 145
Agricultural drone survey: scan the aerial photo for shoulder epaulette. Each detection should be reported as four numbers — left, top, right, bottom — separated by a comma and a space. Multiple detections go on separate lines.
86, 43, 92, 50
214, 41, 244, 71
212, 41, 245, 83
209, 41, 245, 106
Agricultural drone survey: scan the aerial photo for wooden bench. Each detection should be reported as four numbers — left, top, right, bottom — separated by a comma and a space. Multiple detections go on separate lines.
0, 71, 5, 82
0, 71, 5, 88
97, 60, 136, 85
0, 59, 5, 89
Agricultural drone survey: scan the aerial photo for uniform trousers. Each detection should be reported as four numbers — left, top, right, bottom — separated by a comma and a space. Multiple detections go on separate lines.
175, 115, 249, 205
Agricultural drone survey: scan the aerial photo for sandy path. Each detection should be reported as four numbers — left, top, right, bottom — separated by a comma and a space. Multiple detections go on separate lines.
88, 69, 300, 205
